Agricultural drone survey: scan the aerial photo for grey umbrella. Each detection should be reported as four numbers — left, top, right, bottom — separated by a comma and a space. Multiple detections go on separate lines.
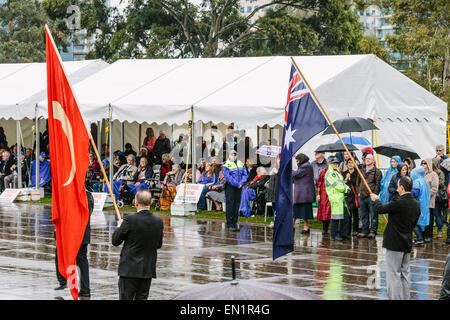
322, 117, 379, 136
315, 143, 358, 153
173, 256, 322, 300
373, 143, 420, 160
440, 158, 450, 171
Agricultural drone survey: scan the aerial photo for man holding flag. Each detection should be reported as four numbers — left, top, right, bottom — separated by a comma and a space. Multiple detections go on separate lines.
273, 61, 329, 260
46, 25, 92, 300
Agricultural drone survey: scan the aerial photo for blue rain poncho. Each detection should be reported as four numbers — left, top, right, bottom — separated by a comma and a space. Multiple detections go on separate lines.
410, 166, 430, 232
379, 156, 402, 204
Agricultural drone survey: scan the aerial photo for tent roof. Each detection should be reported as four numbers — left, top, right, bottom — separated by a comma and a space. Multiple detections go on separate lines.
30, 54, 446, 126
0, 59, 109, 120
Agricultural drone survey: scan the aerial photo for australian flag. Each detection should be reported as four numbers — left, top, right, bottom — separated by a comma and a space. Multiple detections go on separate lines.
273, 63, 329, 260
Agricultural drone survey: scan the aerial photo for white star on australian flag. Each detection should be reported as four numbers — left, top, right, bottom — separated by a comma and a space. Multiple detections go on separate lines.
284, 125, 296, 151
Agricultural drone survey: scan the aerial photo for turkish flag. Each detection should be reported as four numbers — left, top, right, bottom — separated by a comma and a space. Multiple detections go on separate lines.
46, 25, 90, 300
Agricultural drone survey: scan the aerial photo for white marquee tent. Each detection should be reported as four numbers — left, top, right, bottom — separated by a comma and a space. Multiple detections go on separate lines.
35, 54, 447, 168
0, 59, 109, 146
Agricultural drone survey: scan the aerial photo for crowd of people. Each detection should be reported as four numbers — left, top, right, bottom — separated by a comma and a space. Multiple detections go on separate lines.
294, 145, 450, 245
1, 124, 449, 245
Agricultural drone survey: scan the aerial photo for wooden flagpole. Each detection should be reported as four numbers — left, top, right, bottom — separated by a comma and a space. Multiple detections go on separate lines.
290, 57, 387, 224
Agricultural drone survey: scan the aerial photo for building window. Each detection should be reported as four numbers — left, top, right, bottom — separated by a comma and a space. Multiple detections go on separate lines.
240, 7, 244, 13
247, 6, 252, 13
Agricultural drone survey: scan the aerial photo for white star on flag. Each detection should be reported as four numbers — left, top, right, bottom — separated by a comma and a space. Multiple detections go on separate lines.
284, 125, 296, 151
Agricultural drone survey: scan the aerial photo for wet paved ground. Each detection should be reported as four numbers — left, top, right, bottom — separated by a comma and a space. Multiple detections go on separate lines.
0, 202, 448, 300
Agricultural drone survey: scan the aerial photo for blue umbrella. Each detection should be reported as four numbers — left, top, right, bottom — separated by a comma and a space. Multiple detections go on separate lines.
335, 136, 370, 145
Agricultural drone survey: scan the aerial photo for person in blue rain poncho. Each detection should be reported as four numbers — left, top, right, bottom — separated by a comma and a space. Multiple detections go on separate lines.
29, 152, 51, 188
410, 166, 430, 245
379, 156, 402, 204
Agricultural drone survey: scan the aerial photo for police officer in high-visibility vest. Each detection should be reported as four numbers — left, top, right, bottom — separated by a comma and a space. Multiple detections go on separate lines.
222, 150, 248, 231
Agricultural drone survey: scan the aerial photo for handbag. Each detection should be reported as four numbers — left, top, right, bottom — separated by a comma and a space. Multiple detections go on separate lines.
437, 188, 448, 207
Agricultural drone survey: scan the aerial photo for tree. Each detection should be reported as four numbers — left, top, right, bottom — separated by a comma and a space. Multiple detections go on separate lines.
0, 0, 47, 62
357, 35, 390, 61
0, 0, 79, 63
378, 0, 449, 103
80, 0, 365, 60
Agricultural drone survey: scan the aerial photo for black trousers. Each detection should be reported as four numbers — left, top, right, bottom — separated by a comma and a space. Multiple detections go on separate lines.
55, 248, 66, 286
76, 244, 90, 296
55, 244, 90, 296
225, 185, 242, 229
349, 207, 360, 234
119, 277, 152, 300
0, 175, 6, 192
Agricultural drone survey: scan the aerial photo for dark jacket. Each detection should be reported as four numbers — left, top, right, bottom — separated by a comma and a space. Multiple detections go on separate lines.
112, 210, 164, 279
440, 253, 450, 300
0, 158, 14, 176
356, 166, 382, 199
133, 166, 154, 183
266, 173, 278, 203
343, 169, 358, 211
246, 166, 257, 184
153, 137, 171, 163
246, 175, 270, 190
372, 193, 420, 253
388, 172, 409, 200
81, 191, 94, 245
292, 162, 315, 204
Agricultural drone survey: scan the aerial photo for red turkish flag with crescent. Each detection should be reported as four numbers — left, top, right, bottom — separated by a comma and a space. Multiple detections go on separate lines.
46, 25, 90, 300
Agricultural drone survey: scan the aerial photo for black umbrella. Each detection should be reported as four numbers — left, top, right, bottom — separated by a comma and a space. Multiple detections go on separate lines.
315, 143, 358, 153
173, 256, 322, 300
322, 117, 379, 135
373, 143, 420, 160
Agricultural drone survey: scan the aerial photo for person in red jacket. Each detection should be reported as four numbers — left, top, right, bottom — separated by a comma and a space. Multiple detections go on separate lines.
317, 161, 332, 235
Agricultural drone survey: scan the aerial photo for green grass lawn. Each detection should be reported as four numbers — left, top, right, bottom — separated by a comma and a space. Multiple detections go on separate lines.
23, 195, 448, 238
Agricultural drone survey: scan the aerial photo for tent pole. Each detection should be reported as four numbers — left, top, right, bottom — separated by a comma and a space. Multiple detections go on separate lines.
35, 105, 39, 190
17, 120, 22, 189
108, 105, 113, 190
97, 120, 101, 156
192, 108, 196, 183
121, 122, 124, 151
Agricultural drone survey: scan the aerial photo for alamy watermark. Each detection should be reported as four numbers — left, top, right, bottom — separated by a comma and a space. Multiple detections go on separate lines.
65, 5, 81, 30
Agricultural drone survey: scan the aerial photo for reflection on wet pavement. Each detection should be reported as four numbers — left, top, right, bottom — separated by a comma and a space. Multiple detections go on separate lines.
0, 203, 448, 300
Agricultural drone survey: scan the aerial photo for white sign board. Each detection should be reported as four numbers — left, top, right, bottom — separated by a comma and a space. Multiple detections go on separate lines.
92, 192, 107, 212
0, 189, 21, 203
174, 184, 204, 203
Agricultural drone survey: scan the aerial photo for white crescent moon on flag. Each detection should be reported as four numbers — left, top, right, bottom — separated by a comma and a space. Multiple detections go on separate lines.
52, 101, 76, 187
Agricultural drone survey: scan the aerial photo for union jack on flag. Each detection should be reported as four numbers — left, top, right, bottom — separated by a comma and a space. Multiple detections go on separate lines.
273, 62, 329, 260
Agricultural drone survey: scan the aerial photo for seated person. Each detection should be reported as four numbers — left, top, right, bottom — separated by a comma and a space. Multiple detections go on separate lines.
123, 143, 137, 157
129, 157, 153, 195
159, 154, 173, 182
29, 152, 51, 188
93, 159, 109, 192
197, 163, 218, 210
206, 172, 226, 211
86, 153, 101, 185
164, 164, 185, 186
136, 147, 153, 168
238, 167, 270, 217
112, 155, 137, 201
5, 151, 29, 189
0, 150, 15, 192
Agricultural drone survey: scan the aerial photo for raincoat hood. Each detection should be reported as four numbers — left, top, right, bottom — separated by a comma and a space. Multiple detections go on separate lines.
424, 158, 433, 175
379, 155, 402, 204
410, 166, 430, 231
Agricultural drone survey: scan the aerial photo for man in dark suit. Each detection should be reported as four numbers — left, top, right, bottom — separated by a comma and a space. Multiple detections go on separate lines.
112, 189, 164, 300
370, 176, 420, 300
54, 190, 94, 300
